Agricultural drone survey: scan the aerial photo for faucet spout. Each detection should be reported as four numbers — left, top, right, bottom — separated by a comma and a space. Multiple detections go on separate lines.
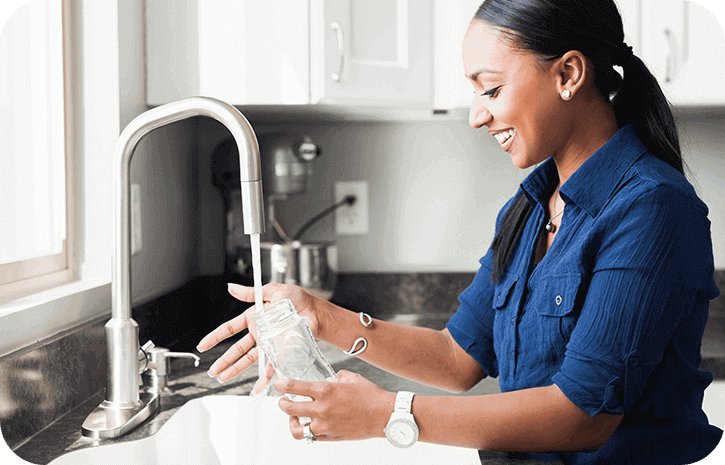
114, 97, 264, 321
82, 97, 265, 439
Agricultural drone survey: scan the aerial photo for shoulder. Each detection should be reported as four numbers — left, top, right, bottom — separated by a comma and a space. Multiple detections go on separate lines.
593, 153, 715, 282
610, 152, 709, 220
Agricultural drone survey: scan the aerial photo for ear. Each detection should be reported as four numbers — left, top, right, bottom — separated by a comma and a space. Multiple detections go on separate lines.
554, 50, 587, 100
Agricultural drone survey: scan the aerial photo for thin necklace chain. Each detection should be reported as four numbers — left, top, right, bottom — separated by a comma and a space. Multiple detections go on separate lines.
546, 188, 565, 233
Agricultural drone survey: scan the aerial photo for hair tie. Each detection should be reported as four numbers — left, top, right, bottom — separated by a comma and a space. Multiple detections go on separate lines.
614, 42, 634, 66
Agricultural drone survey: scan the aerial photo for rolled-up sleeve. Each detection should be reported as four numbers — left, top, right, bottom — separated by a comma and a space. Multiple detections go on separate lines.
553, 185, 719, 417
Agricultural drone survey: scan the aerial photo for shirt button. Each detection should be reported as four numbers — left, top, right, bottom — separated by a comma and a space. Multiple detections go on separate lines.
510, 350, 514, 360
555, 295, 563, 306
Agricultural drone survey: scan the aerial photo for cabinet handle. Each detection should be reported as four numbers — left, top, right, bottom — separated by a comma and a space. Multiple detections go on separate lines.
330, 22, 345, 82
664, 28, 676, 83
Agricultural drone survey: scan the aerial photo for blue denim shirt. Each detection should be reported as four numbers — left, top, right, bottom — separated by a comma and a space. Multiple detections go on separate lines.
447, 125, 722, 464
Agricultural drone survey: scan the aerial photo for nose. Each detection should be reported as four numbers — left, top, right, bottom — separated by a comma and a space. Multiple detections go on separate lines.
469, 97, 493, 129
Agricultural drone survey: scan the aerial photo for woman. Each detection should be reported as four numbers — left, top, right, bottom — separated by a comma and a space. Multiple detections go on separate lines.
197, 0, 722, 463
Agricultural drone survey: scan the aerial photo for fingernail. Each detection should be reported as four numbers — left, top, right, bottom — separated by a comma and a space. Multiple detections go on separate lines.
227, 283, 243, 290
217, 376, 226, 384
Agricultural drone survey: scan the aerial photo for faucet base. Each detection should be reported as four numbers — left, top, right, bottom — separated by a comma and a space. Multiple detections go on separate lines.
81, 392, 160, 439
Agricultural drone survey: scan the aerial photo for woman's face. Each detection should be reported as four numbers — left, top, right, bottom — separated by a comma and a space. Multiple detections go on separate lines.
463, 20, 569, 169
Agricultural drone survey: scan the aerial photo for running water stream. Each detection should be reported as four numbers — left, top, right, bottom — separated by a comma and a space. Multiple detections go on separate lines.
250, 233, 266, 384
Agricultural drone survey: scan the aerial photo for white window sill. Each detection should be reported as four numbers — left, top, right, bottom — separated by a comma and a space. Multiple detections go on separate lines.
0, 277, 111, 359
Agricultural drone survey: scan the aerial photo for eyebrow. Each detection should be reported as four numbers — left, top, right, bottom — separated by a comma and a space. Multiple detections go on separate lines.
466, 66, 502, 81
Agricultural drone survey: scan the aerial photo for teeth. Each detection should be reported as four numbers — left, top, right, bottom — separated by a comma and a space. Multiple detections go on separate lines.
495, 129, 516, 145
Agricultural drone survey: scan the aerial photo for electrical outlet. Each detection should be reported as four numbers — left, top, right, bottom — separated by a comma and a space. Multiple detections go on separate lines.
335, 181, 368, 235
131, 183, 142, 254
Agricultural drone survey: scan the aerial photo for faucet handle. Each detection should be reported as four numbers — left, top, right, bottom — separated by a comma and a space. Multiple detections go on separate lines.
138, 340, 155, 374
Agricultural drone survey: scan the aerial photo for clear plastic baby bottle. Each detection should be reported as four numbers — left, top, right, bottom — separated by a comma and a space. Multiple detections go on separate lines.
253, 298, 337, 408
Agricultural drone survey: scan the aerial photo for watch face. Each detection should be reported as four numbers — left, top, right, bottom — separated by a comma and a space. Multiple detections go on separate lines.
386, 419, 418, 448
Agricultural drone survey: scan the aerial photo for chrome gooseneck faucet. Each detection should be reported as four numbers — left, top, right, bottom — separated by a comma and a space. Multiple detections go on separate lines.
82, 97, 265, 439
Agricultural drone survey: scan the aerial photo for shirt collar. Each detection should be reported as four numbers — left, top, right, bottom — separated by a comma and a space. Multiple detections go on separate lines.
521, 125, 648, 218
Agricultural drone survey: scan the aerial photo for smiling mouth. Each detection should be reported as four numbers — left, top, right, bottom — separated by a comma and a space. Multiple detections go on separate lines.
494, 129, 516, 146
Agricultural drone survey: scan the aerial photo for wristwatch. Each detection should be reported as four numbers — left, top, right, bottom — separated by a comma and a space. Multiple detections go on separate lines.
384, 391, 419, 448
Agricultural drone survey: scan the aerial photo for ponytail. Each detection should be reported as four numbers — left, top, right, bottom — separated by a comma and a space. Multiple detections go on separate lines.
475, 0, 686, 283
611, 51, 684, 175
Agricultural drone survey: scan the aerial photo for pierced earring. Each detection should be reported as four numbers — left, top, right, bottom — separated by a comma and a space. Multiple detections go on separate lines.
562, 90, 571, 99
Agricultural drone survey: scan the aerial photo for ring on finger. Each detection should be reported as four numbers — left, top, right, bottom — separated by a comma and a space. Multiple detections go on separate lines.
303, 424, 317, 444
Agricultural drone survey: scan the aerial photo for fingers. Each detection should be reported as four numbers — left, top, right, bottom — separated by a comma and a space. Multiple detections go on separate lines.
335, 369, 364, 384
288, 415, 331, 442
274, 378, 325, 399
228, 281, 288, 306
197, 282, 281, 352
227, 283, 256, 302
206, 331, 256, 377
197, 310, 251, 353
216, 346, 259, 383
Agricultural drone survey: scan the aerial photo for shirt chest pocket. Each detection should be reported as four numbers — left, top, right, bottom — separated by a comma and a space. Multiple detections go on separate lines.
492, 273, 519, 311
528, 273, 583, 355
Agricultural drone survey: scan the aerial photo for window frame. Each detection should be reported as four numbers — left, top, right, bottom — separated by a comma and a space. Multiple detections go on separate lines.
0, 0, 119, 359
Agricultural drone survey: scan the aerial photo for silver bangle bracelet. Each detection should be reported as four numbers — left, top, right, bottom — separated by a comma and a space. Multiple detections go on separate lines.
343, 312, 372, 356
344, 337, 368, 356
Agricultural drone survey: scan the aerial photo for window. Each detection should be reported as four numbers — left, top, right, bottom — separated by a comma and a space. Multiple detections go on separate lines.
0, 0, 73, 304
0, 0, 118, 359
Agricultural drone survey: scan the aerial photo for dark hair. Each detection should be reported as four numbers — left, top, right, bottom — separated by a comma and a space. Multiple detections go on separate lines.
474, 0, 685, 283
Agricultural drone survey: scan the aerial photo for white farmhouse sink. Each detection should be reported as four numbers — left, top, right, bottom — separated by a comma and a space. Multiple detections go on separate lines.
49, 395, 480, 465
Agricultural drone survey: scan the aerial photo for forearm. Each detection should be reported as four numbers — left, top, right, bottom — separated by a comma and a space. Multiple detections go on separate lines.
397, 385, 620, 452
317, 298, 483, 392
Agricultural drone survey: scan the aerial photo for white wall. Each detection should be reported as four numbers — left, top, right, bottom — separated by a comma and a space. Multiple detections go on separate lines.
195, 110, 725, 274
270, 119, 533, 272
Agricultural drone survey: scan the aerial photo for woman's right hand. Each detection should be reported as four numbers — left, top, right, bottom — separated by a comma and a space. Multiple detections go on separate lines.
196, 282, 326, 384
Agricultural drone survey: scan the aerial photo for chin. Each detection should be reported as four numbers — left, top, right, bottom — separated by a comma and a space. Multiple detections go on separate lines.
510, 154, 536, 170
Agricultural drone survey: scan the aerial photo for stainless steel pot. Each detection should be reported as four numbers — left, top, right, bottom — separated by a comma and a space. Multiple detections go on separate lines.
240, 242, 337, 300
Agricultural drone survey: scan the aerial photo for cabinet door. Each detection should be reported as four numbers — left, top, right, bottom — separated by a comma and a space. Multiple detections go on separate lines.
315, 0, 433, 106
146, 0, 310, 106
641, 1, 725, 105
641, 0, 687, 97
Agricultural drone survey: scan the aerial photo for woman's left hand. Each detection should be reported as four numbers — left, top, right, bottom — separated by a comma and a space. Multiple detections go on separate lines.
275, 370, 396, 442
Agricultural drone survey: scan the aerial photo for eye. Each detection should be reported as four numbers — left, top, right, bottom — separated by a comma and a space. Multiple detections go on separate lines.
480, 86, 501, 98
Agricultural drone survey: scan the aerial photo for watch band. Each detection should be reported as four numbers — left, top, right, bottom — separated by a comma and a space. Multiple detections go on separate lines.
394, 391, 415, 414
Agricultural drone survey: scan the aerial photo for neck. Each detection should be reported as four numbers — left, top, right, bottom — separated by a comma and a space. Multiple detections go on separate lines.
554, 94, 619, 186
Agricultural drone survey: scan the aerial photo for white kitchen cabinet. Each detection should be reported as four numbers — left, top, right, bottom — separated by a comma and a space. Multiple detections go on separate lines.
312, 0, 433, 107
432, 0, 725, 110
146, 0, 311, 106
640, 1, 725, 105
616, 1, 725, 106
